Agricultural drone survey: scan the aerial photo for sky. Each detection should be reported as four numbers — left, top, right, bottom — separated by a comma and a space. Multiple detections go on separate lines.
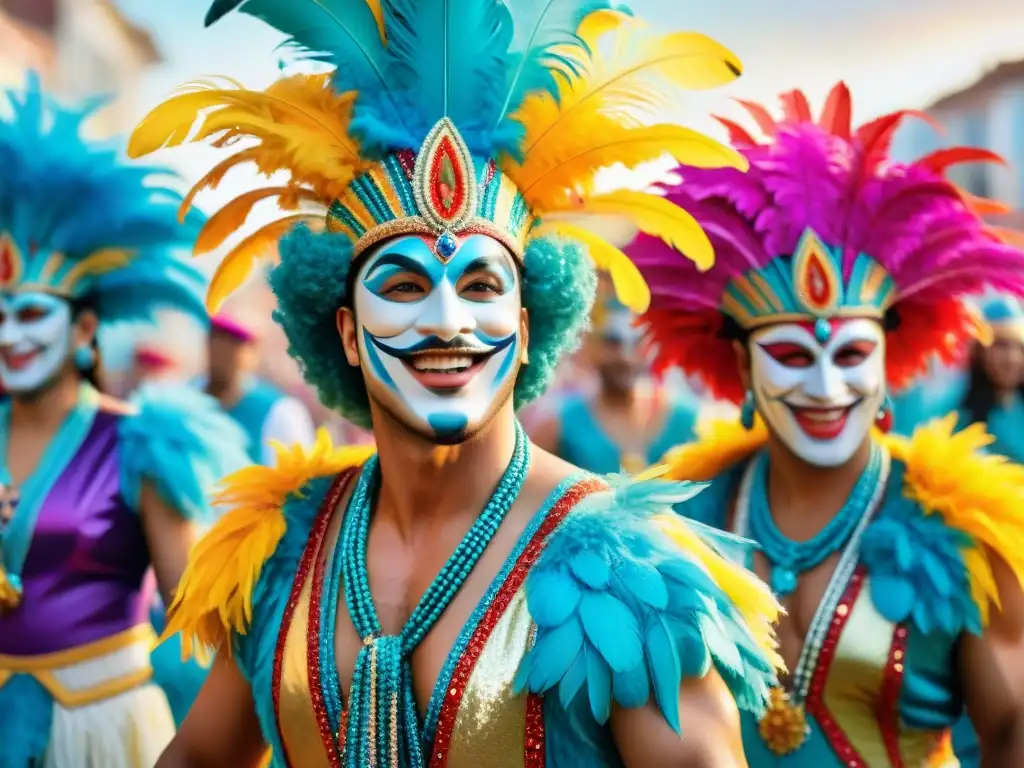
109, 0, 1024, 255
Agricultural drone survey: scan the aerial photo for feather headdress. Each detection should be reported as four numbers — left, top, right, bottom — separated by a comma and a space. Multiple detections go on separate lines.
128, 0, 747, 314
0, 74, 207, 326
625, 82, 1024, 403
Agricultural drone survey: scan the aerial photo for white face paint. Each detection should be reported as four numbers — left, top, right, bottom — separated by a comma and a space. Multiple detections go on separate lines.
0, 292, 74, 395
749, 318, 885, 467
352, 234, 523, 443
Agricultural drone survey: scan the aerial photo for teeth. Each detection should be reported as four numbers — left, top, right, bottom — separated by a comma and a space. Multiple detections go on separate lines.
802, 408, 846, 422
410, 354, 474, 372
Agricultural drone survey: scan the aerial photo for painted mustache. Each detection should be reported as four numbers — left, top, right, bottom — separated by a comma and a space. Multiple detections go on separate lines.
369, 334, 514, 359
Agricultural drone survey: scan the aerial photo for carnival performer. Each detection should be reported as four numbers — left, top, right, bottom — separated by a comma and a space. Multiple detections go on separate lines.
0, 75, 249, 767
128, 1, 785, 765
626, 82, 1024, 767
533, 283, 698, 473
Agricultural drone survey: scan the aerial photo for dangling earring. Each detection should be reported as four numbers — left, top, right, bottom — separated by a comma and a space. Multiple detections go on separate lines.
875, 392, 894, 433
73, 345, 96, 371
740, 390, 756, 430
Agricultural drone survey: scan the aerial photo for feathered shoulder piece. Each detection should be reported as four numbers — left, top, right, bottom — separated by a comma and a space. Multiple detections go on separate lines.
861, 416, 1024, 636
163, 431, 374, 660
515, 475, 781, 734
119, 383, 250, 521
129, 0, 747, 313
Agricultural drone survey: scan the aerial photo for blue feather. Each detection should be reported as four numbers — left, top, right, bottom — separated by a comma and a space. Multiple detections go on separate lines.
0, 674, 53, 766
517, 474, 778, 743
585, 646, 612, 723
119, 384, 250, 522
209, 0, 389, 94
579, 591, 642, 672
375, 0, 515, 153
529, 568, 582, 627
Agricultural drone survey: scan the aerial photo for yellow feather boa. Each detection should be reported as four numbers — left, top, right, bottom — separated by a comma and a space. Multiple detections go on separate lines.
657, 413, 1024, 627
162, 430, 374, 660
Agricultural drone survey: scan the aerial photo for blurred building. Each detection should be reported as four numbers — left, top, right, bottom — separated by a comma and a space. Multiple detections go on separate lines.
893, 59, 1024, 223
0, 0, 159, 133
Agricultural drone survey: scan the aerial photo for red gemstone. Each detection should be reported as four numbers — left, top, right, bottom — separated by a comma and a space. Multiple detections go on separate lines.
804, 252, 831, 306
0, 240, 14, 283
875, 408, 893, 433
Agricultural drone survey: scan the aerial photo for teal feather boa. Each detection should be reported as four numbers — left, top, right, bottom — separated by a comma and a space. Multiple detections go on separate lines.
118, 384, 249, 523
516, 476, 777, 739
0, 674, 54, 767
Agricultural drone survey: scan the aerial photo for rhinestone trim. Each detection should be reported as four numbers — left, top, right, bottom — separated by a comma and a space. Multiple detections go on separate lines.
878, 623, 908, 767
804, 567, 868, 767
428, 478, 605, 767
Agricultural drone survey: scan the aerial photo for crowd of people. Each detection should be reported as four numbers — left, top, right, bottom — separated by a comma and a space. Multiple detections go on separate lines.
3, 1, 1024, 767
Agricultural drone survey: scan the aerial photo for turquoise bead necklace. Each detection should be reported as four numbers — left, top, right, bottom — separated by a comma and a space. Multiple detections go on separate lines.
747, 442, 884, 597
331, 421, 530, 767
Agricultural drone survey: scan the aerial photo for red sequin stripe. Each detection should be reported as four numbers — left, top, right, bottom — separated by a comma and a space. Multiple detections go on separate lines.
272, 468, 357, 768
877, 623, 909, 767
482, 159, 497, 188
396, 149, 416, 180
429, 477, 606, 768
805, 567, 868, 768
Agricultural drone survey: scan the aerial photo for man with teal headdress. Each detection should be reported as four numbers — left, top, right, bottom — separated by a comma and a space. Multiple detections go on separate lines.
0, 75, 248, 767
128, 1, 785, 765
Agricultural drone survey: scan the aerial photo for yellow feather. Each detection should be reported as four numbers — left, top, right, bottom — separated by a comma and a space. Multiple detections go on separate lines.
130, 74, 366, 204
881, 415, 1024, 626
194, 187, 321, 255
178, 148, 264, 223
206, 215, 320, 312
365, 0, 386, 41
506, 18, 742, 209
658, 416, 768, 482
654, 513, 785, 672
57, 248, 133, 293
575, 189, 718, 270
531, 221, 650, 312
163, 431, 374, 661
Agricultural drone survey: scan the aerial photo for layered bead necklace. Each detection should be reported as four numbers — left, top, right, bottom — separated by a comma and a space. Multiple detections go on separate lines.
335, 421, 529, 767
746, 443, 885, 597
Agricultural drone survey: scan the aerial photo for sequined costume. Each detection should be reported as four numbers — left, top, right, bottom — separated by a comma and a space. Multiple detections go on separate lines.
130, 0, 784, 764
0, 77, 248, 767
623, 84, 1024, 766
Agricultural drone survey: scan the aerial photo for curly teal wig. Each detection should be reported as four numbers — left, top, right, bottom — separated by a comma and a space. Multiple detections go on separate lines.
271, 226, 596, 427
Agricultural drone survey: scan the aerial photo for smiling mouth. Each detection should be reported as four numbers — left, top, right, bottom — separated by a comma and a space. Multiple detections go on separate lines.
786, 400, 861, 441
403, 348, 495, 392
0, 349, 40, 371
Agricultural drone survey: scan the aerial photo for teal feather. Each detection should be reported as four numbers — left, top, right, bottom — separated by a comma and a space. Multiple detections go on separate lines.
529, 568, 581, 626
207, 0, 389, 92
517, 475, 778, 738
0, 674, 53, 767
860, 462, 982, 637
378, 0, 514, 152
118, 384, 249, 522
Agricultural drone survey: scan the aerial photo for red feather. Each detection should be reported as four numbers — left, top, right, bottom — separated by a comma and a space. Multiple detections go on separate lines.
818, 82, 852, 139
735, 99, 779, 137
917, 147, 1005, 175
712, 115, 757, 146
856, 109, 944, 173
779, 89, 813, 124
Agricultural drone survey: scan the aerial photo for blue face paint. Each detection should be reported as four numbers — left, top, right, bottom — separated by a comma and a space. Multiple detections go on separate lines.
353, 234, 523, 442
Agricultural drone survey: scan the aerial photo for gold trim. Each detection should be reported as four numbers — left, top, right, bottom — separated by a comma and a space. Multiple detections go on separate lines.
0, 624, 156, 670
0, 625, 157, 708
352, 216, 435, 258
740, 307, 885, 332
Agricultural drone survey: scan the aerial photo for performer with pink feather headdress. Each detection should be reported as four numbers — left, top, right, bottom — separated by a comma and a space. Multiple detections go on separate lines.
627, 82, 1024, 766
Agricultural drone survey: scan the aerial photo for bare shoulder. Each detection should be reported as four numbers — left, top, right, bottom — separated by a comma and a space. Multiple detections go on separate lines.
526, 442, 588, 491
98, 393, 134, 416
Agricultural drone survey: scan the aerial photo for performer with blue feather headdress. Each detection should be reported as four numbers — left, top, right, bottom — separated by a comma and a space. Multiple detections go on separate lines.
130, 1, 783, 766
0, 74, 249, 767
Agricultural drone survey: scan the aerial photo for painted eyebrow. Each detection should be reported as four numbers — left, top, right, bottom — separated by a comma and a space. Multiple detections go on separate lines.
363, 253, 432, 281
458, 256, 514, 284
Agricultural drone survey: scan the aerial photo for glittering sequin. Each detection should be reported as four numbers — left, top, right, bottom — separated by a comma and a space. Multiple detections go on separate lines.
274, 469, 355, 768
429, 478, 604, 767
878, 623, 908, 767
524, 694, 545, 768
805, 567, 867, 767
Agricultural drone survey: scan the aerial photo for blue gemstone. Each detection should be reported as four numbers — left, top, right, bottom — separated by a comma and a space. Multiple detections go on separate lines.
814, 317, 832, 344
771, 567, 798, 597
435, 232, 457, 259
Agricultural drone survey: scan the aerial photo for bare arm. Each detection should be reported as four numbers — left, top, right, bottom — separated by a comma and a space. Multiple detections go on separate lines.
963, 550, 1024, 768
139, 481, 198, 605
158, 654, 268, 768
610, 669, 748, 768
